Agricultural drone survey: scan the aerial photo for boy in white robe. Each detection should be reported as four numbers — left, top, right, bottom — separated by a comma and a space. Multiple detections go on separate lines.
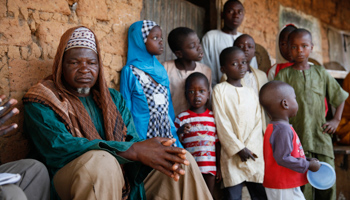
213, 47, 267, 199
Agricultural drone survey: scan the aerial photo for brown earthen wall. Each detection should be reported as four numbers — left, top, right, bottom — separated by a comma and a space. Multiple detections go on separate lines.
0, 0, 142, 163
1, 0, 349, 163
219, 0, 350, 63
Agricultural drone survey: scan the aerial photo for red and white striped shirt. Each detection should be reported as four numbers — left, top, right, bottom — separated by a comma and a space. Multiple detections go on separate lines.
175, 109, 218, 175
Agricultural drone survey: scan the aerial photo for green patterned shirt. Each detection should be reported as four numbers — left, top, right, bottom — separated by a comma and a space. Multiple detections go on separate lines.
275, 65, 348, 158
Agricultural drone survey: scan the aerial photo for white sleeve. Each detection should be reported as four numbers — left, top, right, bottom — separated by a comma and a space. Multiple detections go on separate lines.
212, 87, 245, 157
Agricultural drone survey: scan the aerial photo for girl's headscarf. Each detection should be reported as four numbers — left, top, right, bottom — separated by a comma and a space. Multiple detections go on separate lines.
125, 20, 169, 87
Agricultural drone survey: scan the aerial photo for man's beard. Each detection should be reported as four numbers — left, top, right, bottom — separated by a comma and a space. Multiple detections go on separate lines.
77, 87, 91, 95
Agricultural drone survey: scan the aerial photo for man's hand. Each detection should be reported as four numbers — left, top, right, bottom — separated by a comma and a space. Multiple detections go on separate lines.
0, 95, 19, 137
118, 137, 189, 181
161, 138, 187, 181
322, 118, 340, 135
237, 147, 256, 162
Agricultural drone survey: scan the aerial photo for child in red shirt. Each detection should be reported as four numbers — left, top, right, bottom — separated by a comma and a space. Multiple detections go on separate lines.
259, 81, 320, 200
175, 72, 221, 197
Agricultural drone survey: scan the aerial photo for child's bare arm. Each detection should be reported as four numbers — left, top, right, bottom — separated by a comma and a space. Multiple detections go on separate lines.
322, 102, 345, 134
215, 141, 222, 182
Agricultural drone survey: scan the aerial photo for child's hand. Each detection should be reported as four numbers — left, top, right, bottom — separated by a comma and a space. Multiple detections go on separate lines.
322, 118, 340, 135
177, 123, 191, 142
308, 159, 321, 172
237, 148, 256, 162
182, 123, 191, 134
216, 168, 222, 183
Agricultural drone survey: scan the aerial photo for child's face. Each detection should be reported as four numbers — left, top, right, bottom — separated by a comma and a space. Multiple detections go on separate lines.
221, 50, 247, 81
279, 29, 294, 62
177, 32, 203, 61
234, 36, 255, 63
286, 88, 298, 118
223, 1, 244, 30
289, 32, 313, 64
145, 26, 164, 55
186, 78, 209, 109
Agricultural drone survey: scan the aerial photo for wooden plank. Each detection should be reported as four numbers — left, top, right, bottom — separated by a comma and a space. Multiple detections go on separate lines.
192, 4, 196, 31
326, 70, 348, 79
167, 0, 176, 60
158, 0, 166, 62
180, 1, 186, 26
164, 0, 172, 61
186, 2, 191, 27
147, 0, 154, 20
141, 0, 207, 62
335, 153, 350, 199
197, 7, 205, 38
173, 1, 179, 29
334, 145, 350, 155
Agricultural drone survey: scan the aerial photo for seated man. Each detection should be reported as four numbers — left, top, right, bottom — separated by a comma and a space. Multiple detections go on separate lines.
0, 95, 50, 200
23, 26, 212, 200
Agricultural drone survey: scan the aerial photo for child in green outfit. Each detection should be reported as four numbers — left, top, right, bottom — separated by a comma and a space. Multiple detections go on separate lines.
275, 28, 348, 200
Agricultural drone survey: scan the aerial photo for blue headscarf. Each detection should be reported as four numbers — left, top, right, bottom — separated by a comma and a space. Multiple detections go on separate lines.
125, 20, 169, 87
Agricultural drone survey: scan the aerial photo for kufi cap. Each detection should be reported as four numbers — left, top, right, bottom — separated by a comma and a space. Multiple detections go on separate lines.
64, 27, 97, 53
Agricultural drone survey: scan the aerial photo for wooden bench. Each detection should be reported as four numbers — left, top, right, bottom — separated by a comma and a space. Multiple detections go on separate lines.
334, 145, 350, 200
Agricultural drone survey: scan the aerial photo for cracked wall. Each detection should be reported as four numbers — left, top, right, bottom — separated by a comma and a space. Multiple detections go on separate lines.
0, 0, 142, 163
1, 0, 349, 164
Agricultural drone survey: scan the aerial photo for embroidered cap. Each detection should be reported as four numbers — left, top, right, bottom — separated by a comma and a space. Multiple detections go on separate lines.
141, 20, 159, 43
64, 27, 97, 53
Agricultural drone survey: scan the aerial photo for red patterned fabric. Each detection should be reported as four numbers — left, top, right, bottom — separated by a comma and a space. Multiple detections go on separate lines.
175, 109, 218, 175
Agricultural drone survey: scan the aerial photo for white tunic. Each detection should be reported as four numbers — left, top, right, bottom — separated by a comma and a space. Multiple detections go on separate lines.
201, 30, 258, 87
212, 82, 264, 187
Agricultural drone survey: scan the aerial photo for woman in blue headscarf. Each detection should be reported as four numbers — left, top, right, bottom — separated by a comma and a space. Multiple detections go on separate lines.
120, 20, 182, 148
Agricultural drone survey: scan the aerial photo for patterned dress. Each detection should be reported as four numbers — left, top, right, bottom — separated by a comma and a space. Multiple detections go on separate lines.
130, 65, 173, 143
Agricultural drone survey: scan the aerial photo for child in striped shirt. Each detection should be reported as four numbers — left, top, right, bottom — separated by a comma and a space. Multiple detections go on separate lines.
175, 72, 221, 197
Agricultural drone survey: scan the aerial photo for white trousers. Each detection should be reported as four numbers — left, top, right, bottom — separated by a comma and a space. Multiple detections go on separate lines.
265, 187, 305, 200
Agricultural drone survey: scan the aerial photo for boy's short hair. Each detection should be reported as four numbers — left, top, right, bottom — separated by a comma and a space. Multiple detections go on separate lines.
223, 0, 244, 12
219, 46, 243, 67
259, 81, 292, 113
168, 27, 195, 52
185, 72, 210, 91
233, 34, 255, 46
288, 28, 313, 45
